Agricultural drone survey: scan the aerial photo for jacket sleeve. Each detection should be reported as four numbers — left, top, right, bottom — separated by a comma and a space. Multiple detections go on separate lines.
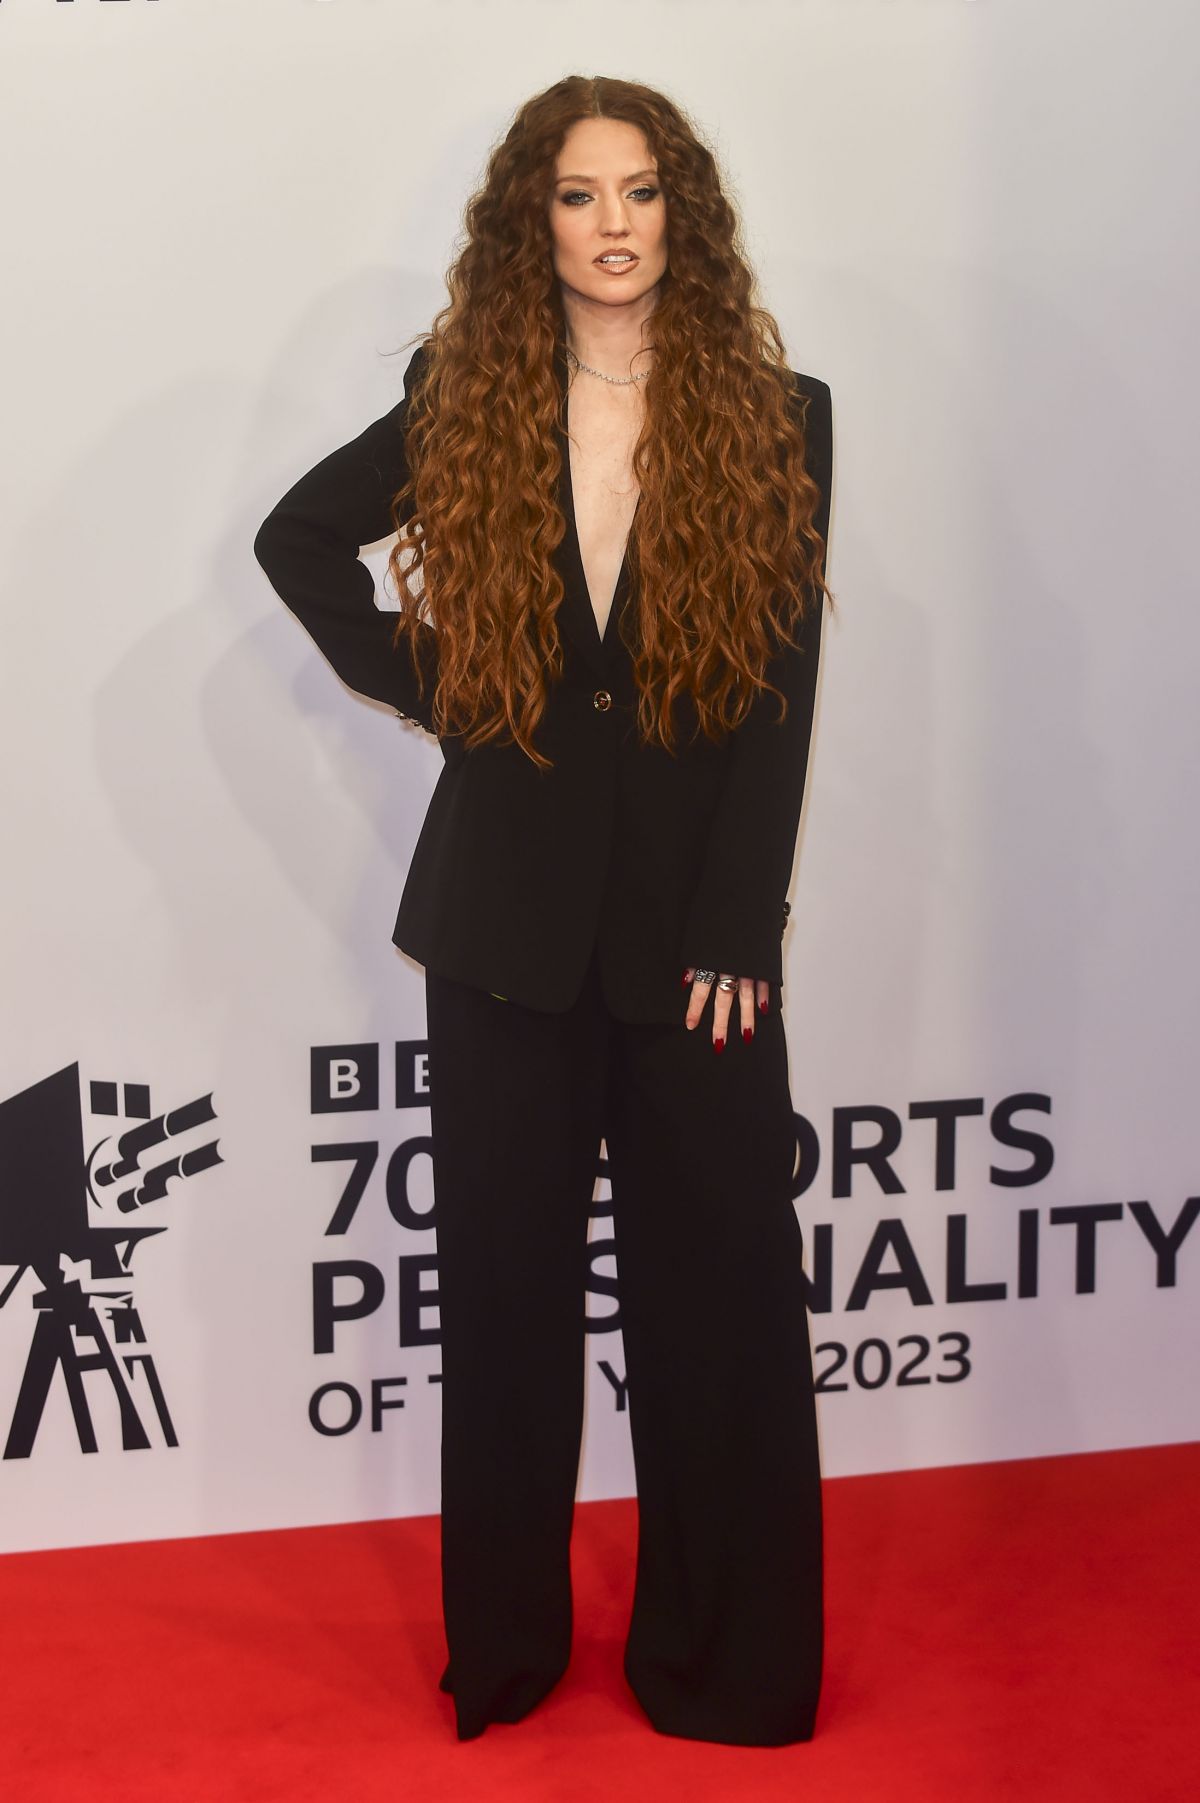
679, 374, 833, 985
251, 343, 438, 729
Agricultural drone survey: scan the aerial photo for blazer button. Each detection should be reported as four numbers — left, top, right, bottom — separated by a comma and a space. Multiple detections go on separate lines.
593, 689, 612, 711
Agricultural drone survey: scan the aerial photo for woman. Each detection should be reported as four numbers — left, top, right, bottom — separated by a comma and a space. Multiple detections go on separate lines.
254, 74, 835, 1748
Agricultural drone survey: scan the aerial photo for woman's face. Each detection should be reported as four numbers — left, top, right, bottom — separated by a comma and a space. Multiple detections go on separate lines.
548, 116, 668, 312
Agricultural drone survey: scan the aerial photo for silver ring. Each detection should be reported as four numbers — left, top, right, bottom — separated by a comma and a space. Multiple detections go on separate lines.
716, 976, 738, 991
692, 968, 717, 984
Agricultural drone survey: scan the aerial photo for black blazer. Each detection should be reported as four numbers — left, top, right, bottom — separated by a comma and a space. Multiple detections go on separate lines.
252, 339, 832, 1024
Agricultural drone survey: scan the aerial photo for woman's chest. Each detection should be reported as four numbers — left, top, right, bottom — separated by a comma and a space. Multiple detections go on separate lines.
566, 379, 644, 643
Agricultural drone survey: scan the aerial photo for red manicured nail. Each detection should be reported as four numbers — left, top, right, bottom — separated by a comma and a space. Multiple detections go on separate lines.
682, 970, 692, 986
743, 1026, 753, 1042
758, 997, 768, 1013
713, 1036, 725, 1053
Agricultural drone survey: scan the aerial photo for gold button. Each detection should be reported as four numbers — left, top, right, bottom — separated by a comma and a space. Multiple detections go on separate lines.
593, 689, 612, 711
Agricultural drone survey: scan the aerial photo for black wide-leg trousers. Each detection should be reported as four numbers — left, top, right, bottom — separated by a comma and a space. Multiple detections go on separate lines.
424, 934, 824, 1746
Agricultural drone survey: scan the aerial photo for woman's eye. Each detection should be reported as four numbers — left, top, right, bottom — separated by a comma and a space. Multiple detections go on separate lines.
560, 186, 660, 206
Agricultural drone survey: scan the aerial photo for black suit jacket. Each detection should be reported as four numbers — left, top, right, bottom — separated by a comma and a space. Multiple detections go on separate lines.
253, 339, 832, 1023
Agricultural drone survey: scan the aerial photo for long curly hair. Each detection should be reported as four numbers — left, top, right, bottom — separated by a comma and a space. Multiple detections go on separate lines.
386, 73, 834, 771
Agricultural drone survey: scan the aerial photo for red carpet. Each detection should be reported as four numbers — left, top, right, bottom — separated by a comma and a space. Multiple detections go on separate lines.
2, 1442, 1197, 1801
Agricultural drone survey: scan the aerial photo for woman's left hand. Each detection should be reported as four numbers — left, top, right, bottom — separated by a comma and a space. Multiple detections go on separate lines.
683, 968, 770, 1050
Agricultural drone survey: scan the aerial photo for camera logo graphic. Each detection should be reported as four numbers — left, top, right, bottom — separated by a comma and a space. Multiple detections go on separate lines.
0, 1062, 222, 1460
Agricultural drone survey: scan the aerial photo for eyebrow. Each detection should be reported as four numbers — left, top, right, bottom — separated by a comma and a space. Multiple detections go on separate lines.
555, 168, 658, 184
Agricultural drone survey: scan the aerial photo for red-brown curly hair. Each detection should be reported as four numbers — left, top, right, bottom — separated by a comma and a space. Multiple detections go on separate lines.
386, 73, 834, 771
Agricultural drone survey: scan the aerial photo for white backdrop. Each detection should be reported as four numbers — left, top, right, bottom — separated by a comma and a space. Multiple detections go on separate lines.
1, 0, 1196, 1555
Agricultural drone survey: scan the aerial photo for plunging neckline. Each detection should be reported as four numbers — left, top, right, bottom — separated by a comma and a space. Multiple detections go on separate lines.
559, 385, 640, 651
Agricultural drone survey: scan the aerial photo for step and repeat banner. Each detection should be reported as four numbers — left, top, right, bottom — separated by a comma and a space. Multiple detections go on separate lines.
2, 1, 1196, 1553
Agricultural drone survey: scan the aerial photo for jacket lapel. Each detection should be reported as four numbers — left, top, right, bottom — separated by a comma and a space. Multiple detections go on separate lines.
551, 339, 636, 680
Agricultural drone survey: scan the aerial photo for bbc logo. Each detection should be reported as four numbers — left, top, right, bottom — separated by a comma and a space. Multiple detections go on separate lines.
310, 1042, 430, 1114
